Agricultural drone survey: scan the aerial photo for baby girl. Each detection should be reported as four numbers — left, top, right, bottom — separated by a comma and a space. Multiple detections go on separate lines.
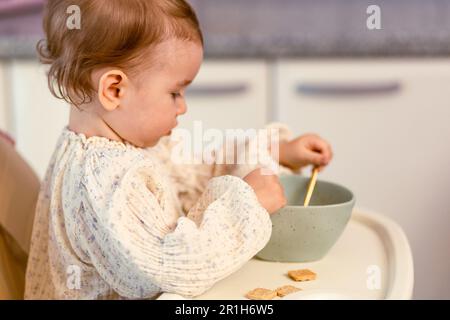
25, 0, 332, 299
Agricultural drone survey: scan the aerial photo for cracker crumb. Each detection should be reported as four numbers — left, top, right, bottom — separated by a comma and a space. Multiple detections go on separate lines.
288, 269, 317, 282
276, 285, 302, 297
245, 288, 278, 300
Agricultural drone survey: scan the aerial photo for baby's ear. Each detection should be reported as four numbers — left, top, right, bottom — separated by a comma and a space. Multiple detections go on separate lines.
97, 70, 128, 111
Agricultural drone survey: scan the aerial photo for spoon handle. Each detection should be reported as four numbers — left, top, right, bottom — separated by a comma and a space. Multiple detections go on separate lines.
303, 167, 319, 206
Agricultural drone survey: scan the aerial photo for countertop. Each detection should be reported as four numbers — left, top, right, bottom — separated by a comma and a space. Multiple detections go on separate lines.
1, 0, 450, 59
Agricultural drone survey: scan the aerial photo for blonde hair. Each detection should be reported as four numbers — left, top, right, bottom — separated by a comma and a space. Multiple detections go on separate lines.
38, 0, 203, 107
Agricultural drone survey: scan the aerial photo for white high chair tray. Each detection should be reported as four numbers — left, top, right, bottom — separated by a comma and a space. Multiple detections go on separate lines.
158, 208, 414, 300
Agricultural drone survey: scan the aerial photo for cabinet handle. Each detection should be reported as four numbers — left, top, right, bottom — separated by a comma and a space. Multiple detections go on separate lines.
296, 81, 401, 96
186, 83, 248, 96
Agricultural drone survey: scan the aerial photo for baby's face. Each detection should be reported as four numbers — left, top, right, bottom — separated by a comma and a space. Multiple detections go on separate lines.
112, 39, 203, 148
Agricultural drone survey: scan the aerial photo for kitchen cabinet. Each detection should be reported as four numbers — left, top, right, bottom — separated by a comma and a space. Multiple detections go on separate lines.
3, 57, 449, 299
275, 59, 450, 299
9, 60, 68, 178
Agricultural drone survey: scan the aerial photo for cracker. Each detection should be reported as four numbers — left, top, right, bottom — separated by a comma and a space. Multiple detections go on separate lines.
288, 269, 317, 282
275, 285, 302, 297
245, 288, 278, 300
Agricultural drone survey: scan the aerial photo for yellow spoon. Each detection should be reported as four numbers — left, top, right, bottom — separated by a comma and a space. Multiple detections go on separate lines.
303, 166, 319, 206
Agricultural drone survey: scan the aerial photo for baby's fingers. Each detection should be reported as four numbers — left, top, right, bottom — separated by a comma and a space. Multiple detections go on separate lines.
303, 149, 326, 167
310, 139, 332, 164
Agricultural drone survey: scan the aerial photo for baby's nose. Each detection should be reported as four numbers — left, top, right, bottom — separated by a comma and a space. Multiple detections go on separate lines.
177, 100, 187, 116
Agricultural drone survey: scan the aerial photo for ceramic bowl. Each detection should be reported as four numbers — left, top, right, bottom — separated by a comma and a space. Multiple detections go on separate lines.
256, 174, 355, 262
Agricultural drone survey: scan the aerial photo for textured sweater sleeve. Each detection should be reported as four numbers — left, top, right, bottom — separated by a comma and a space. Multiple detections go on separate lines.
78, 160, 272, 299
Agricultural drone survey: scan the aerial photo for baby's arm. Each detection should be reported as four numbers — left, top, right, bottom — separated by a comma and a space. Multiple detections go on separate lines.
76, 163, 272, 299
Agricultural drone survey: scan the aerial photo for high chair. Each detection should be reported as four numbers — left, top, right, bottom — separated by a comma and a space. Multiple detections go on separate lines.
0, 134, 40, 300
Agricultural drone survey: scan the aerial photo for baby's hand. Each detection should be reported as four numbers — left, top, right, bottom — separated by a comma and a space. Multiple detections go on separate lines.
279, 134, 333, 172
243, 168, 287, 214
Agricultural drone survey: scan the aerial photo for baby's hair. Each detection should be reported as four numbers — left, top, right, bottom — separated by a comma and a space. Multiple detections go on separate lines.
38, 0, 203, 107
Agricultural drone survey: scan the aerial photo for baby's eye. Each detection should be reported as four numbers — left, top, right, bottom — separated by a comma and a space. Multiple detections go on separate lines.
171, 92, 182, 99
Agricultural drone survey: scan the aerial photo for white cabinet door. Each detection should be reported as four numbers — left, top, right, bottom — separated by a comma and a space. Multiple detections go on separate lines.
275, 59, 450, 299
179, 60, 269, 131
10, 60, 69, 179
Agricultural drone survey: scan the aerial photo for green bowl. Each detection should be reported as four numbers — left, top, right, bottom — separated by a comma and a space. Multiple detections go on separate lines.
256, 174, 355, 262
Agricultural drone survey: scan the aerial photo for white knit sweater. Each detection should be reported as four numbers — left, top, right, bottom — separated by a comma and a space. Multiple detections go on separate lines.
25, 124, 293, 299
